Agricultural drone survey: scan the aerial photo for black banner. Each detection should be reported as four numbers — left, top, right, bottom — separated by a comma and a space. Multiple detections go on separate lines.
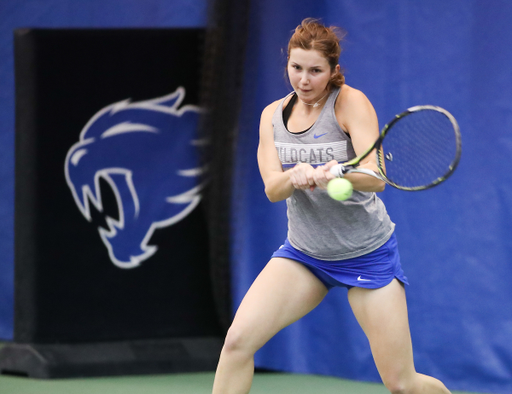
13, 29, 222, 345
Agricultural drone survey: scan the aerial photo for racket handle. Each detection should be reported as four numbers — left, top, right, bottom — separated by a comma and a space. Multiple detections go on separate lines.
330, 165, 385, 182
330, 164, 347, 178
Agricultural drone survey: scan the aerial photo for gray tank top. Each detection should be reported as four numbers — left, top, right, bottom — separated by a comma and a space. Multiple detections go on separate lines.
272, 87, 395, 260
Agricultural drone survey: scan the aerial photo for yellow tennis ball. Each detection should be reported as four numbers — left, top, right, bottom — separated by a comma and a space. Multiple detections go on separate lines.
327, 178, 353, 201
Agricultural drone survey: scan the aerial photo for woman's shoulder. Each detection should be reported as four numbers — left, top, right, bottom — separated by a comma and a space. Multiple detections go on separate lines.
335, 84, 376, 119
334, 84, 377, 132
336, 84, 371, 107
261, 94, 291, 119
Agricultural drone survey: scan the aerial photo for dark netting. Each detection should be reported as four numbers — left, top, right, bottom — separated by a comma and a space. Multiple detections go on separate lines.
200, 0, 252, 332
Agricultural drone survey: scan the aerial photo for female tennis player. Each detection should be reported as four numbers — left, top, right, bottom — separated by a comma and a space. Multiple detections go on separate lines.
212, 18, 451, 394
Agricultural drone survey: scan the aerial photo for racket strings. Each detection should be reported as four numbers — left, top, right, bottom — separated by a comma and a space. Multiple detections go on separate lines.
380, 109, 459, 189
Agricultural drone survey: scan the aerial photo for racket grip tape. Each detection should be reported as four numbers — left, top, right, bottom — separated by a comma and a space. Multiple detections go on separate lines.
330, 164, 347, 178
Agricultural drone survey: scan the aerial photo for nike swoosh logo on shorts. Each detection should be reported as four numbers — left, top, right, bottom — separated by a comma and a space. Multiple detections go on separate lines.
313, 132, 328, 139
357, 275, 372, 282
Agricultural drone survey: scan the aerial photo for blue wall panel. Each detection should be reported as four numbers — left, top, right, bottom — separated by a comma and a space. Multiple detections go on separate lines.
0, 0, 206, 340
233, 1, 512, 393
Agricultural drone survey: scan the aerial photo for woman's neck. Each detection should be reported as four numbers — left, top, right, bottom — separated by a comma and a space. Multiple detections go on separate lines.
296, 90, 329, 113
298, 91, 328, 108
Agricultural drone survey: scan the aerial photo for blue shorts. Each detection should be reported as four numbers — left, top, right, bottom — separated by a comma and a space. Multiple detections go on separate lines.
271, 233, 408, 290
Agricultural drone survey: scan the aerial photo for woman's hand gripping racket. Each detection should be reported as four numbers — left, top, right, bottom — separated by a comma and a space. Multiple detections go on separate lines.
330, 105, 462, 191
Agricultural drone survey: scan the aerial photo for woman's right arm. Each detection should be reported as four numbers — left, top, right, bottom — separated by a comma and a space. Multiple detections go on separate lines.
257, 102, 296, 202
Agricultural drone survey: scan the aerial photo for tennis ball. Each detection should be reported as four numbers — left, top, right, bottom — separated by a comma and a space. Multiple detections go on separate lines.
327, 178, 353, 201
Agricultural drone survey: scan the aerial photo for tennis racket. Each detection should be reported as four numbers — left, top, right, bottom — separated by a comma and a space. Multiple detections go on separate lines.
329, 105, 461, 191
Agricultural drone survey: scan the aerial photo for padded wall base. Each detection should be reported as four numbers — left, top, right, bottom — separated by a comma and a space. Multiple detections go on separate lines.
0, 337, 222, 378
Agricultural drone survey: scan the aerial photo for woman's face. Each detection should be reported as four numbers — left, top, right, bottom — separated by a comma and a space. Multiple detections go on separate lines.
287, 48, 338, 105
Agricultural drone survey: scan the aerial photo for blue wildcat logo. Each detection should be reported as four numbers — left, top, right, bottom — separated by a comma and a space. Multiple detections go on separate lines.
65, 87, 206, 269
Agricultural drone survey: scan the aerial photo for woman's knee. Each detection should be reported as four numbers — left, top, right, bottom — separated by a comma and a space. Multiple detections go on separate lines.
383, 373, 451, 394
381, 373, 415, 394
383, 381, 409, 394
382, 372, 430, 394
222, 323, 259, 356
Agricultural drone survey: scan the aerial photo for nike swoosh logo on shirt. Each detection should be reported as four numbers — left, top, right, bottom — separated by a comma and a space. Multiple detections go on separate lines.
313, 132, 328, 139
357, 275, 372, 282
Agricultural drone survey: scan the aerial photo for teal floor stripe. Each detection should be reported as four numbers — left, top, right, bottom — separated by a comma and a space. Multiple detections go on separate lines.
0, 371, 487, 394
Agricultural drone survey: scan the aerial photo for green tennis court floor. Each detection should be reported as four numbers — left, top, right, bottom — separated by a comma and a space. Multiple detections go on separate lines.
0, 371, 486, 394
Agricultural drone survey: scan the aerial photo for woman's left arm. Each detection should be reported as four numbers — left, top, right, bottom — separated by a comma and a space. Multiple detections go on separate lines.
333, 87, 386, 192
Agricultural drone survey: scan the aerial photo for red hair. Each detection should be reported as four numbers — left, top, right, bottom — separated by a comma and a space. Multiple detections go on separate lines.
287, 18, 346, 88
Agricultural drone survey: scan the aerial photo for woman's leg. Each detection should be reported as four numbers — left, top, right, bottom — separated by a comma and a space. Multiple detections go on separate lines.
348, 279, 451, 394
212, 257, 329, 394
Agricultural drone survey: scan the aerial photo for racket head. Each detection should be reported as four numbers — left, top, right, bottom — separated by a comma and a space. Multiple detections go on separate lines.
377, 105, 461, 191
